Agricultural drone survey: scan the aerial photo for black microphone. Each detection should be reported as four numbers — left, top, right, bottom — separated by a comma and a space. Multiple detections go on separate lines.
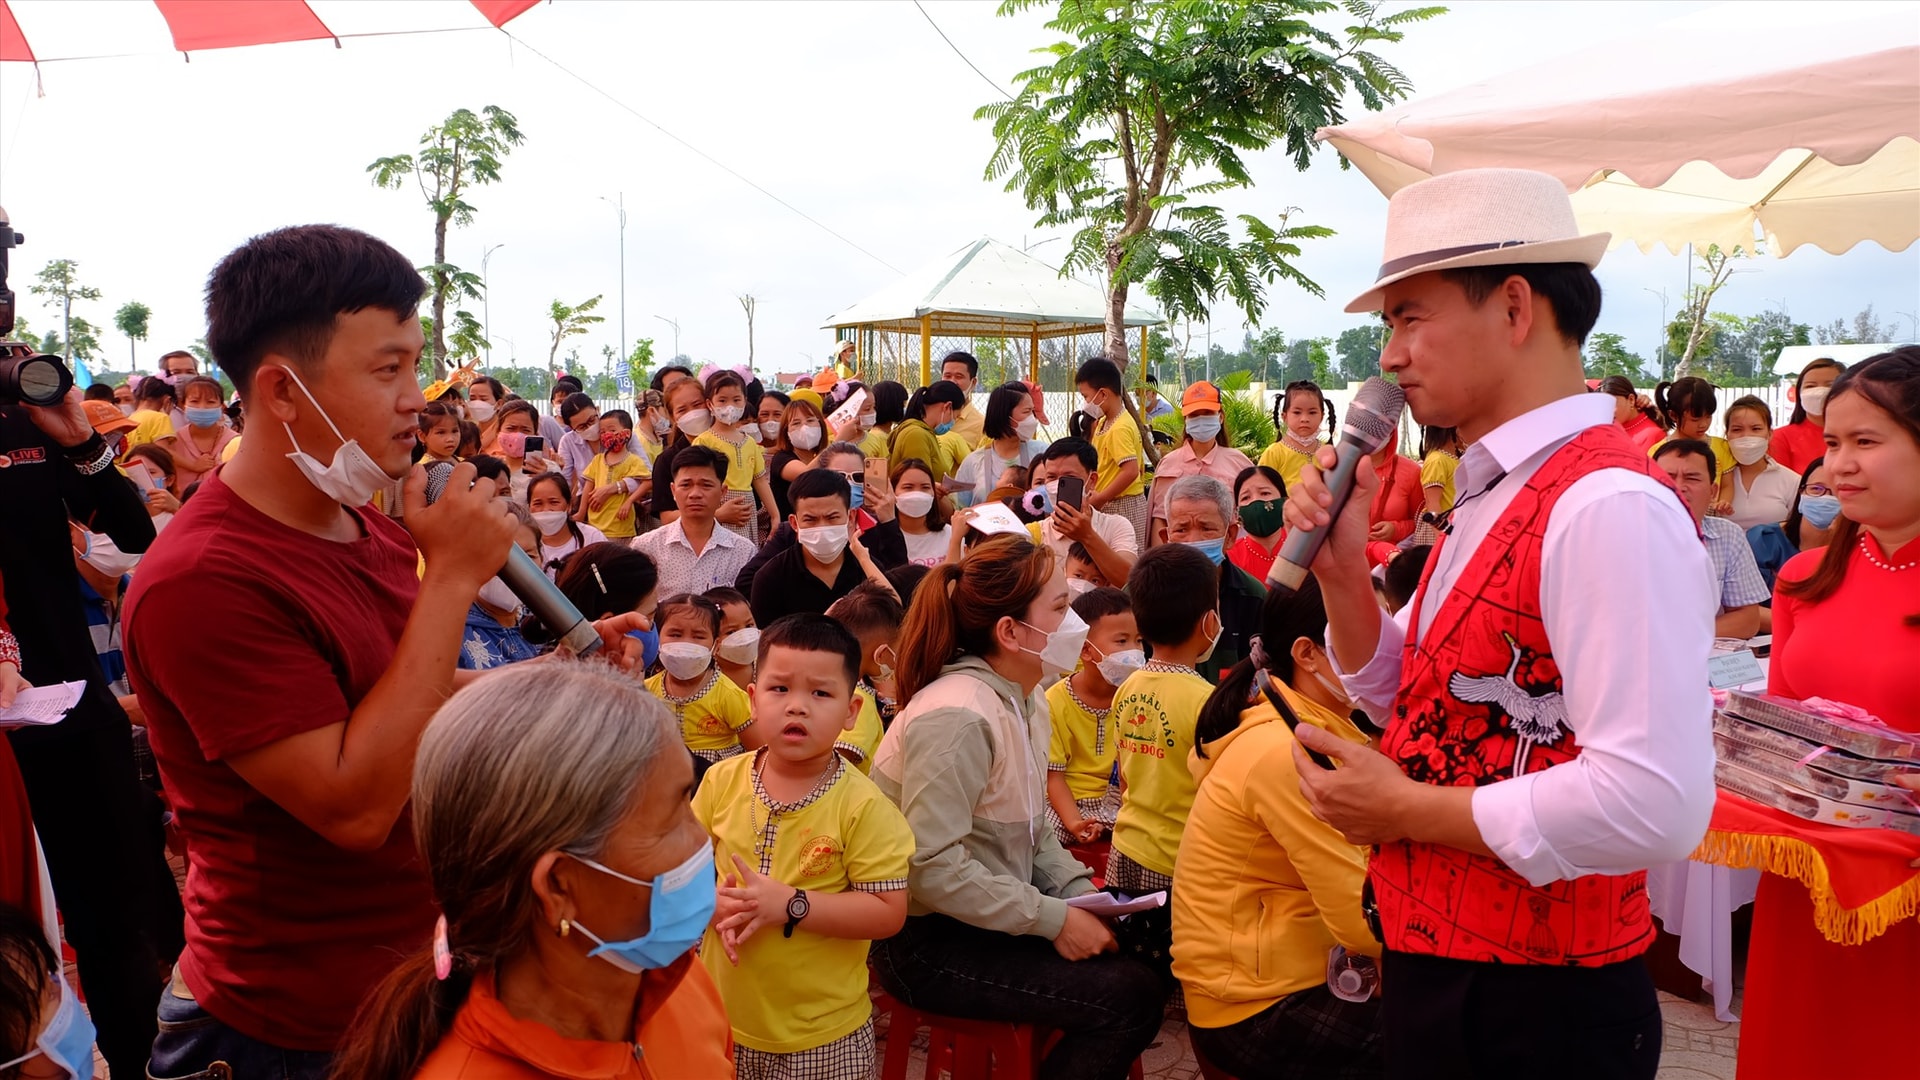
423, 462, 603, 658
1267, 376, 1407, 596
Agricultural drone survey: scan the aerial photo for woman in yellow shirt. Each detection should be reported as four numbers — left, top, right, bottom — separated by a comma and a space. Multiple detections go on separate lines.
1258, 380, 1337, 491
1171, 575, 1383, 1077
125, 375, 179, 451
1418, 424, 1463, 516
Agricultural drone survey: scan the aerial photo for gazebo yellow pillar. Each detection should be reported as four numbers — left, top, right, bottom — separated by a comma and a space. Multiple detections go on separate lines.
1139, 325, 1148, 372
1030, 329, 1040, 385
919, 315, 932, 386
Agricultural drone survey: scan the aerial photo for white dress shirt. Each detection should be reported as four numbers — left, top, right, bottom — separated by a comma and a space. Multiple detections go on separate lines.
631, 518, 755, 598
1337, 394, 1717, 888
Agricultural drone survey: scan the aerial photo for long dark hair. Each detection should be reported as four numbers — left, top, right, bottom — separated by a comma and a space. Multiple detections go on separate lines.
891, 457, 950, 530
526, 472, 585, 564
1782, 456, 1826, 549
1271, 380, 1337, 441
1779, 347, 1920, 626
904, 380, 965, 423
1653, 376, 1716, 432
661, 376, 709, 453
1195, 574, 1331, 756
1788, 357, 1846, 425
894, 534, 1054, 704
1598, 376, 1660, 425
0, 901, 57, 1066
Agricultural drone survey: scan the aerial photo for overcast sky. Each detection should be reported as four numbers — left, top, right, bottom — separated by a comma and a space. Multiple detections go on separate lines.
1, 0, 1914, 383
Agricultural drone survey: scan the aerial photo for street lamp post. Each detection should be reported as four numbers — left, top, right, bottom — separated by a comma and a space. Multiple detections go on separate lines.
481, 244, 505, 366
1643, 287, 1668, 377
600, 195, 627, 368
653, 314, 680, 361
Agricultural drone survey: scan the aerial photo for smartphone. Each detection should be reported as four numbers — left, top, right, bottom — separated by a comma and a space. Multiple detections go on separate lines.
1255, 668, 1335, 769
523, 435, 546, 455
1057, 475, 1085, 512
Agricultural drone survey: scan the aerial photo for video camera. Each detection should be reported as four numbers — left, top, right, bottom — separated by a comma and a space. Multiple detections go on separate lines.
0, 208, 75, 407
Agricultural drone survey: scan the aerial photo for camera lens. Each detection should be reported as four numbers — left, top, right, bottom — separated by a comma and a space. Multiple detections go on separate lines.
0, 352, 74, 407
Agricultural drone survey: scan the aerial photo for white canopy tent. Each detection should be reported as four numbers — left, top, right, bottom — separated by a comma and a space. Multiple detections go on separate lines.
1315, 1, 1920, 257
822, 237, 1161, 385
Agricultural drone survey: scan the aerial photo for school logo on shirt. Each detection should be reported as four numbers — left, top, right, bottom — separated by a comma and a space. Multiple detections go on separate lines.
799, 834, 841, 879
1116, 691, 1176, 757
696, 713, 732, 735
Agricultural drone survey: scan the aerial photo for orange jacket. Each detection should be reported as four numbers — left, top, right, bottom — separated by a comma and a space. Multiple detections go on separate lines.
413, 959, 735, 1079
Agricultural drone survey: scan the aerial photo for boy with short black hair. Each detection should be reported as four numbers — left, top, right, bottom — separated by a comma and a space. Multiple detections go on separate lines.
1046, 586, 1140, 849
1064, 542, 1110, 596
1075, 356, 1150, 548
748, 469, 888, 625
822, 582, 903, 769
695, 613, 915, 1080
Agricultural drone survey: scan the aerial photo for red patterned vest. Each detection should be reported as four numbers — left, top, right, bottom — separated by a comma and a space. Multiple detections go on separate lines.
1370, 423, 1682, 966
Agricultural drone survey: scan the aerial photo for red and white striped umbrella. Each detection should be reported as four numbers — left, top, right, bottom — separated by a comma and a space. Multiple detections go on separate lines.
0, 0, 538, 65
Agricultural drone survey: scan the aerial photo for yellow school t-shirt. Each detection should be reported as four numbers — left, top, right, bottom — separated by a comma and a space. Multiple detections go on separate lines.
1091, 415, 1145, 498
693, 753, 914, 1054
1420, 451, 1458, 510
1258, 439, 1324, 491
219, 434, 242, 463
127, 409, 174, 449
645, 669, 752, 753
1046, 678, 1118, 803
694, 429, 766, 494
1110, 665, 1213, 878
834, 687, 885, 774
583, 451, 649, 538
1649, 434, 1736, 480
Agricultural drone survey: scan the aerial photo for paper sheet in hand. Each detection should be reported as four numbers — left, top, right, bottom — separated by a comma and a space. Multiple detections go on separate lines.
1066, 890, 1168, 917
826, 388, 867, 433
966, 501, 1032, 539
0, 681, 85, 728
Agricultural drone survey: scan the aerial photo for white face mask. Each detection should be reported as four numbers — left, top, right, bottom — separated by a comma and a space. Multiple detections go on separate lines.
1730, 436, 1769, 466
1079, 396, 1102, 419
896, 491, 936, 519
1800, 385, 1830, 418
1195, 611, 1222, 665
278, 365, 399, 507
717, 627, 761, 665
659, 642, 713, 681
1019, 608, 1090, 678
713, 404, 745, 425
1186, 415, 1222, 443
476, 577, 520, 613
467, 400, 496, 423
1016, 415, 1040, 440
1092, 645, 1146, 686
532, 510, 571, 536
1310, 658, 1352, 709
858, 412, 878, 429
676, 409, 714, 437
797, 524, 849, 562
77, 531, 141, 579
790, 423, 823, 451
652, 412, 673, 436
759, 420, 784, 442
117, 403, 134, 417
1064, 576, 1095, 599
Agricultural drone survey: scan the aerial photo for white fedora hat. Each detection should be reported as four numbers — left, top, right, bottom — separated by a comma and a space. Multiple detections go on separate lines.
1345, 168, 1610, 313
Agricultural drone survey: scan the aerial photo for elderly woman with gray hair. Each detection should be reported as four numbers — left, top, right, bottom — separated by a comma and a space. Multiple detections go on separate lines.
330, 662, 734, 1080
1161, 473, 1269, 684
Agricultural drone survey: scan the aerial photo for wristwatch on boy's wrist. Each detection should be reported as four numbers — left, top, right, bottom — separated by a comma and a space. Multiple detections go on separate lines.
783, 889, 809, 938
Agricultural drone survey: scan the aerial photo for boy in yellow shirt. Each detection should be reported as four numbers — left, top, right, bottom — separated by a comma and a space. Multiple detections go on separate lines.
697, 613, 914, 1080
580, 409, 649, 539
644, 593, 761, 764
1075, 357, 1149, 550
822, 582, 901, 773
1046, 586, 1142, 848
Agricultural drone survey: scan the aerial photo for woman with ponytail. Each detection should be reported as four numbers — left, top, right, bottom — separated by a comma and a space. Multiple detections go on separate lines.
330, 662, 731, 1080
1735, 347, 1920, 1080
1769, 356, 1846, 474
870, 535, 1163, 1080
1651, 376, 1735, 513
887, 381, 966, 485
1173, 576, 1384, 1077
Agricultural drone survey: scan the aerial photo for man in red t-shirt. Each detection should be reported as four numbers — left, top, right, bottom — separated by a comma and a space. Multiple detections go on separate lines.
124, 225, 525, 1079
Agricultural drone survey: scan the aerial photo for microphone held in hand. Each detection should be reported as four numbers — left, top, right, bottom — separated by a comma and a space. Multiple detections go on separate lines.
422, 462, 603, 658
1268, 377, 1406, 595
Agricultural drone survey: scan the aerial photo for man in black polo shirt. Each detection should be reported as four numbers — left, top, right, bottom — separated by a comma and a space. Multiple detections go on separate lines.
749, 468, 889, 625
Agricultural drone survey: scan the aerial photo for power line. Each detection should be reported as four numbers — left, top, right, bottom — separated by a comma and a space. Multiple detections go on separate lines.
911, 0, 1014, 102
503, 31, 902, 275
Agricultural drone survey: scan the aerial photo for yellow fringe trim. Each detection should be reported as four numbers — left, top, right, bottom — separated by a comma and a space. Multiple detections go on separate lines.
1692, 830, 1920, 946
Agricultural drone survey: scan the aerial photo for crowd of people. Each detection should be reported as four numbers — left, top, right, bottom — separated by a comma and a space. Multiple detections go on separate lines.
1, 168, 1916, 1080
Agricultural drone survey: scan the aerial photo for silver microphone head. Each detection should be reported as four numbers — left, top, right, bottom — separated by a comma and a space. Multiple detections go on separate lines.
1343, 376, 1407, 454
422, 461, 455, 505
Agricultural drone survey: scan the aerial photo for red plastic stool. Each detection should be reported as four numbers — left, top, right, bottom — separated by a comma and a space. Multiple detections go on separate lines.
875, 990, 1144, 1080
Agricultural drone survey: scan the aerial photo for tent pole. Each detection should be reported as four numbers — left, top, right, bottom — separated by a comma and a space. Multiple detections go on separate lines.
920, 315, 932, 386
1139, 325, 1148, 376
1030, 329, 1040, 385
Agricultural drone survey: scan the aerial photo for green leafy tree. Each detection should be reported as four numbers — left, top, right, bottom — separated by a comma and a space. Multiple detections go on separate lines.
65, 316, 104, 364
626, 336, 657, 391
1812, 305, 1896, 346
28, 259, 102, 363
547, 295, 605, 368
1149, 369, 1275, 454
368, 106, 525, 379
1582, 331, 1645, 379
1334, 324, 1385, 382
1672, 244, 1752, 380
114, 301, 151, 368
446, 310, 489, 363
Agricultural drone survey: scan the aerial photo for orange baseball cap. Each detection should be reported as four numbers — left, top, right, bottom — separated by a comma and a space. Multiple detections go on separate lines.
84, 399, 139, 437
1182, 381, 1223, 415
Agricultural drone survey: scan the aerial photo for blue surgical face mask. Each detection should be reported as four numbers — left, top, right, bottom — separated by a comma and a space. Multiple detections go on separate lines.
0, 971, 97, 1079
1798, 494, 1842, 529
849, 480, 865, 511
626, 626, 660, 672
569, 841, 716, 973
184, 406, 224, 429
1185, 536, 1227, 565
933, 420, 954, 436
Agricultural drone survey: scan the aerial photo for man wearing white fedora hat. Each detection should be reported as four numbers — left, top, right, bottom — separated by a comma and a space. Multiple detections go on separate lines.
1281, 169, 1717, 1079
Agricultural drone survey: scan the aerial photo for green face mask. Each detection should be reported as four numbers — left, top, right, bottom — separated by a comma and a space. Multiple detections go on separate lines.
1238, 498, 1286, 538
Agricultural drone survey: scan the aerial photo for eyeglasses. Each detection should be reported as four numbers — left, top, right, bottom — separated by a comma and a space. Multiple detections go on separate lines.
1803, 483, 1833, 497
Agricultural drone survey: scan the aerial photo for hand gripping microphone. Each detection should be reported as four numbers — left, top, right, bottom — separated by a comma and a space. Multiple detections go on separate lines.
423, 462, 603, 658
1266, 376, 1407, 597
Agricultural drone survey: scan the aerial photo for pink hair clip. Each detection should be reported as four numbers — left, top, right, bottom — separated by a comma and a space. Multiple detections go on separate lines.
433, 915, 453, 980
